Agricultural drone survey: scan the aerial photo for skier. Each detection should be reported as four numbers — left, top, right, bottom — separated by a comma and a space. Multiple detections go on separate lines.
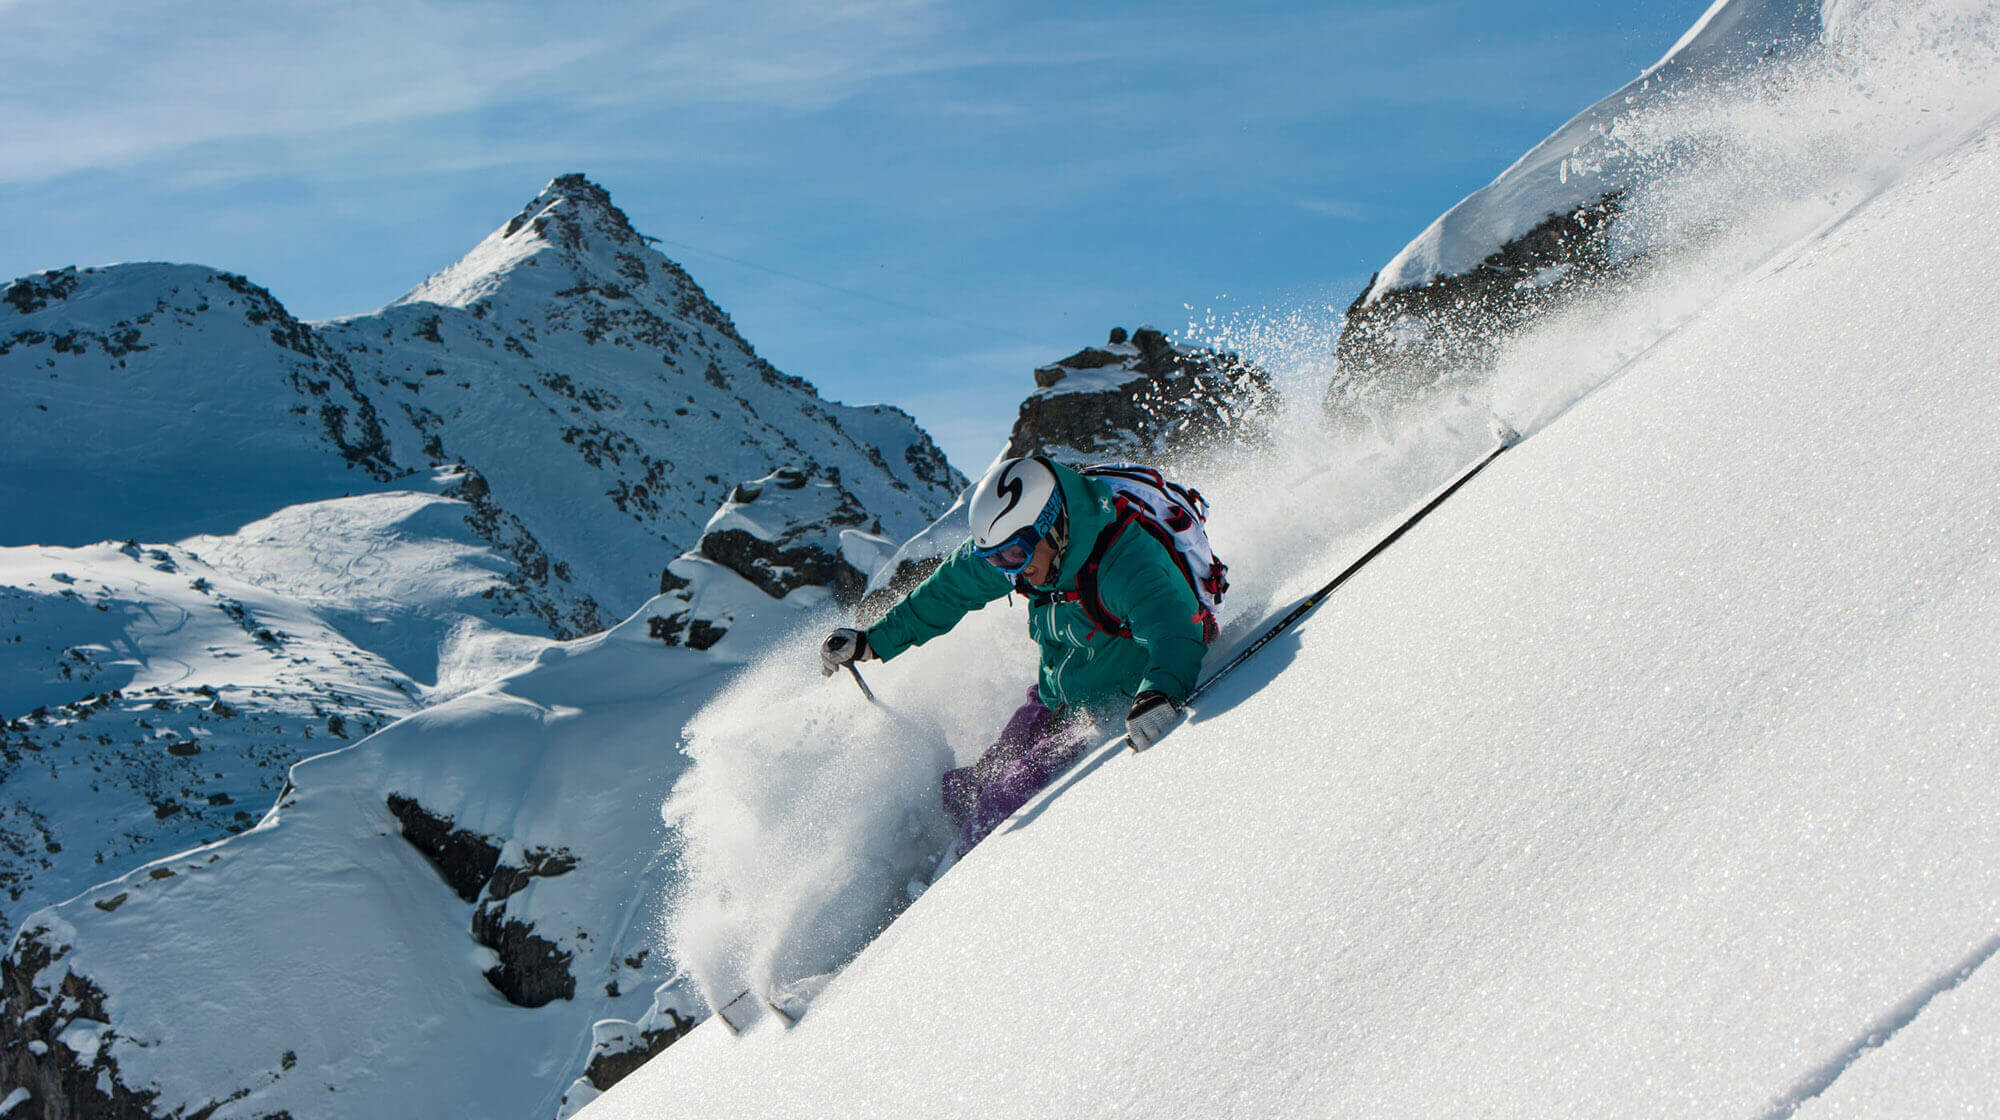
819, 454, 1212, 856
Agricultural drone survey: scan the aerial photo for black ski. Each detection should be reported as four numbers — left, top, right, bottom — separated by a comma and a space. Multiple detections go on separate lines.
1184, 425, 1521, 709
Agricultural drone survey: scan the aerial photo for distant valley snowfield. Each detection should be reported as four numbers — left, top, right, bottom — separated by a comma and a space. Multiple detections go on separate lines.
5, 0, 1999, 1118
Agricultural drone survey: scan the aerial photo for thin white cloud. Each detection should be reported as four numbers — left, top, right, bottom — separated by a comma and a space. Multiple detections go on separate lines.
0, 0, 951, 184
1297, 196, 1368, 222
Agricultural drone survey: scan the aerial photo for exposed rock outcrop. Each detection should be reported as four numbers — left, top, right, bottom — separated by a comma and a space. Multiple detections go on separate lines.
556, 998, 703, 1118
385, 795, 586, 1009
1330, 193, 1629, 427
0, 926, 168, 1120
386, 793, 502, 903
1006, 325, 1275, 465
2, 870, 301, 1120
647, 465, 895, 651
473, 846, 582, 1008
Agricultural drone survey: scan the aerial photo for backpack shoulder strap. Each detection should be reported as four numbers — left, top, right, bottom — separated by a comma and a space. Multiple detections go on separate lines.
1067, 503, 1139, 639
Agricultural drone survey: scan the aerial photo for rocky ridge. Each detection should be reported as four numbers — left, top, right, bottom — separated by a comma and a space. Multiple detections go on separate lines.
1327, 0, 1825, 427
2, 173, 962, 638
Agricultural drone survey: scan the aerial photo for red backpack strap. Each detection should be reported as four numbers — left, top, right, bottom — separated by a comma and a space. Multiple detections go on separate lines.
1070, 506, 1137, 639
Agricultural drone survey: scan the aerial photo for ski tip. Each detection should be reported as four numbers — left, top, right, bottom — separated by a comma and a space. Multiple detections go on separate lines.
1493, 418, 1523, 449
716, 988, 761, 1035
765, 997, 800, 1027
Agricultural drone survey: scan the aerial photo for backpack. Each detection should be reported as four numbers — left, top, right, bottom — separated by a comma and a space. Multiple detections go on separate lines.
1040, 460, 1228, 643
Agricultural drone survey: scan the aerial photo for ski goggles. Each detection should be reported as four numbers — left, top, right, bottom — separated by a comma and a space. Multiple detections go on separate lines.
972, 491, 1063, 578
973, 526, 1043, 577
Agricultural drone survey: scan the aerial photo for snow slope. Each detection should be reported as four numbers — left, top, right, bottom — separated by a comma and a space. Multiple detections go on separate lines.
0, 454, 905, 1117
0, 264, 390, 545
181, 480, 559, 692
0, 539, 420, 940
585, 9, 2000, 1119
3, 609, 722, 1119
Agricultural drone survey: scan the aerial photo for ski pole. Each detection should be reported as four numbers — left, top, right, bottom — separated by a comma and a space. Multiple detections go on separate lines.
846, 662, 879, 705
1186, 427, 1520, 708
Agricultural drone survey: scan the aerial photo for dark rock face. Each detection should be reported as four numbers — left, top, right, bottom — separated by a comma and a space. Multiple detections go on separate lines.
473, 846, 581, 1008
582, 1008, 699, 1092
473, 913, 576, 1008
1005, 326, 1275, 464
386, 793, 501, 903
703, 524, 870, 600
695, 468, 876, 604
1331, 192, 1627, 424
647, 611, 728, 651
384, 795, 581, 1008
4, 267, 80, 315
647, 465, 891, 649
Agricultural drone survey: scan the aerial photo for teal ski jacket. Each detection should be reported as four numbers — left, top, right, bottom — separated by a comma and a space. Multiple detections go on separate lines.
866, 460, 1210, 714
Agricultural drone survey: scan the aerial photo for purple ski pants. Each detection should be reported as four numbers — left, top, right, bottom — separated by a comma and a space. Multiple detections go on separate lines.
941, 688, 1092, 857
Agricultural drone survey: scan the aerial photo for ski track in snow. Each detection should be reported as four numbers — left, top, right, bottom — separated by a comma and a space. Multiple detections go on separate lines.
1763, 933, 2000, 1119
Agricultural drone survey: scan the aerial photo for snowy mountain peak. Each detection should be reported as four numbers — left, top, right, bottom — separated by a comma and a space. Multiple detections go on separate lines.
392, 174, 727, 335
515, 173, 648, 251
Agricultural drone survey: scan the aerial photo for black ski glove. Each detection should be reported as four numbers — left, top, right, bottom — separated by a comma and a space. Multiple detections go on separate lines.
819, 627, 873, 677
1125, 690, 1183, 752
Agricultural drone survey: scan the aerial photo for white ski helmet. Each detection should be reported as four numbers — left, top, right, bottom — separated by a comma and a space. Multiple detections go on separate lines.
968, 456, 1064, 575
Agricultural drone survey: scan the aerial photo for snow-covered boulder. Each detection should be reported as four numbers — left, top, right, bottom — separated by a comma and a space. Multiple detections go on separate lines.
1010, 325, 1273, 465
646, 465, 896, 652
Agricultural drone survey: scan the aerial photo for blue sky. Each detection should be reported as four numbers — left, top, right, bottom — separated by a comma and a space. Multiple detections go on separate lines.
2, 0, 1713, 469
